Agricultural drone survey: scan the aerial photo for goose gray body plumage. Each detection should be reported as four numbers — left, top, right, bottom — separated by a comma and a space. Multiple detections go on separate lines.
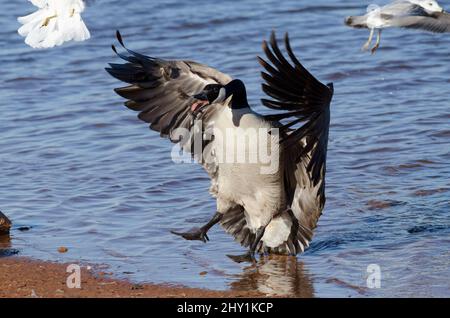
106, 31, 333, 257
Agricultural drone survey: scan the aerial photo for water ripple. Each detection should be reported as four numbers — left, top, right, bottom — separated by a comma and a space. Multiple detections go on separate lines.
0, 0, 449, 297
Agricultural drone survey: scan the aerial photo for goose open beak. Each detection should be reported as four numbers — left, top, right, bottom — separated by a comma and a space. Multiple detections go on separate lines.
191, 93, 210, 113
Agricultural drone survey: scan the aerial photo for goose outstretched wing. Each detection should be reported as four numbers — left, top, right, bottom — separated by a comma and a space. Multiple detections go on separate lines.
106, 31, 232, 184
259, 31, 333, 252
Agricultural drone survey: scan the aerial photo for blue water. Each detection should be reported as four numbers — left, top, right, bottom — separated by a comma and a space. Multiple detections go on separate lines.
0, 0, 449, 297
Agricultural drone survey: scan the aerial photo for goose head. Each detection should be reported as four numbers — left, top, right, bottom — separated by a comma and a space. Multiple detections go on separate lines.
191, 79, 249, 114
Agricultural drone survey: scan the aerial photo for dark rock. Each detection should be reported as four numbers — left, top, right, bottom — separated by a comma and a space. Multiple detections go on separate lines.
0, 211, 12, 234
131, 284, 144, 290
0, 248, 19, 257
58, 246, 69, 253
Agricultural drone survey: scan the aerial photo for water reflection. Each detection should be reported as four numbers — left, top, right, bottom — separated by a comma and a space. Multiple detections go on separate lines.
230, 255, 314, 297
0, 233, 17, 257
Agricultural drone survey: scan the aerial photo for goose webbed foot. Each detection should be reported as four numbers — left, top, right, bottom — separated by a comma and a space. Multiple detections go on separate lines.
227, 251, 256, 264
227, 226, 266, 263
171, 212, 223, 243
171, 227, 209, 243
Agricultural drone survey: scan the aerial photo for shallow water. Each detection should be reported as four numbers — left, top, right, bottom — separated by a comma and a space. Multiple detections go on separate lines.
1, 0, 449, 297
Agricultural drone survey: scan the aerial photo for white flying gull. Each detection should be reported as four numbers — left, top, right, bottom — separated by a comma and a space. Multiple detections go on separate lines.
345, 0, 450, 54
18, 0, 90, 49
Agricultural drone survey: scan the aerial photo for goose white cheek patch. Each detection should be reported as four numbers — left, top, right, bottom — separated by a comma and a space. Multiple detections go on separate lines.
213, 87, 226, 104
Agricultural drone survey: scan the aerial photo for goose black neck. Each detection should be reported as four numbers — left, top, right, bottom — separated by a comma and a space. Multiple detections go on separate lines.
226, 79, 249, 109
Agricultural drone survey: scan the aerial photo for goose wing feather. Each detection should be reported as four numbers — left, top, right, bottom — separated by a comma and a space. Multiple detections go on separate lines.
259, 31, 333, 250
106, 31, 232, 183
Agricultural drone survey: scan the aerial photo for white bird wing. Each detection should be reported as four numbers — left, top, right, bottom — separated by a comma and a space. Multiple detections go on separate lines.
380, 1, 427, 16
58, 11, 91, 43
18, 7, 50, 37
258, 32, 333, 253
376, 1, 450, 32
29, 0, 48, 9
388, 11, 450, 32
18, 0, 90, 49
105, 31, 233, 182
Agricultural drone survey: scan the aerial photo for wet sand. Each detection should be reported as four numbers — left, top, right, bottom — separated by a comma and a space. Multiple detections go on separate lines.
0, 257, 262, 298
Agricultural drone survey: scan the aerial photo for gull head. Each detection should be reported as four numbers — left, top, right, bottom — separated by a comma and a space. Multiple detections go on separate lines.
366, 4, 381, 14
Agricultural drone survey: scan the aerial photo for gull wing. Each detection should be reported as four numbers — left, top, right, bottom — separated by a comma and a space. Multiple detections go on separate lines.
378, 2, 450, 33
18, 0, 90, 48
389, 11, 450, 32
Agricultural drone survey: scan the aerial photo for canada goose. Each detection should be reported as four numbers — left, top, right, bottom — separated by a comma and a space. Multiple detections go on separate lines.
18, 0, 90, 49
345, 0, 450, 54
106, 31, 333, 260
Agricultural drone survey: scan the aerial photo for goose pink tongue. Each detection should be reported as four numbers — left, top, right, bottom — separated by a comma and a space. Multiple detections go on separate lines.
191, 100, 209, 112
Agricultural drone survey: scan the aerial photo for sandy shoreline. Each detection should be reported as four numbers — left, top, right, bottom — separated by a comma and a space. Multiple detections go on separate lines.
0, 256, 262, 298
